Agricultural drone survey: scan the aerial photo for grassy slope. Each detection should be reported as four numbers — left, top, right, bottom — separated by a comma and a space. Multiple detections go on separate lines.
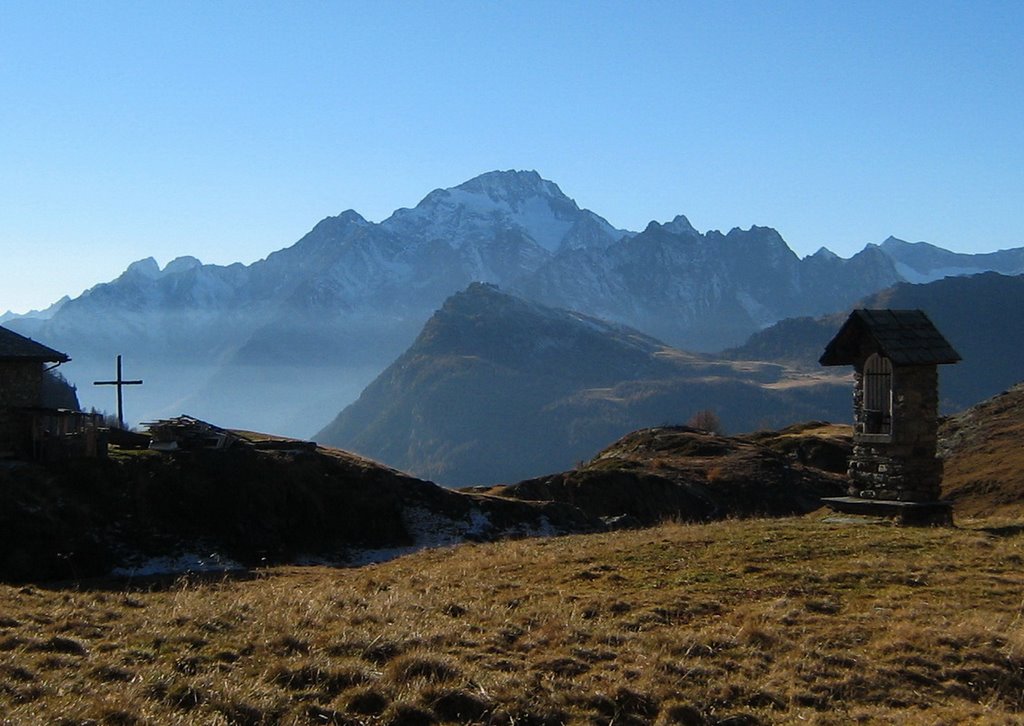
2, 516, 1024, 724
1, 386, 1020, 723
941, 383, 1024, 517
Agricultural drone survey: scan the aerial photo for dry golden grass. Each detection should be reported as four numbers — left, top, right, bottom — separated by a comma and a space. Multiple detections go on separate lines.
755, 423, 851, 442
3, 516, 1024, 724
942, 384, 1024, 518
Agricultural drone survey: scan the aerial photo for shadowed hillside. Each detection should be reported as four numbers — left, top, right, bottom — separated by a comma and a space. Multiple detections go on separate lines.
317, 284, 850, 486
0, 441, 596, 582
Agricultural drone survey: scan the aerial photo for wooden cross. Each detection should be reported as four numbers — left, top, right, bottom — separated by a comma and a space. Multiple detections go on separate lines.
94, 354, 143, 429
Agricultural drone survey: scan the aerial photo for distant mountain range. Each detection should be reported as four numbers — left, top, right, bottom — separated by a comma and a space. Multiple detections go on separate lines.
5, 170, 1022, 437
877, 237, 1024, 283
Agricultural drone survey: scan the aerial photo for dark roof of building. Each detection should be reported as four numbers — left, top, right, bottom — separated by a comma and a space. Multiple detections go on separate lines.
0, 325, 70, 363
819, 309, 961, 367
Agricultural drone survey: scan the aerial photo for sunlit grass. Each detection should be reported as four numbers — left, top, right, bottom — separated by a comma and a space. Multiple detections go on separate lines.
2, 516, 1024, 724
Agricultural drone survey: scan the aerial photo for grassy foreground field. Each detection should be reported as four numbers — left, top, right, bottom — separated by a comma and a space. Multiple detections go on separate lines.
2, 516, 1024, 725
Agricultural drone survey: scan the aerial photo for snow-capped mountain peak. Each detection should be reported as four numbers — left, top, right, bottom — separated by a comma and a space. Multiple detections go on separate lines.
453, 169, 570, 206
382, 169, 614, 254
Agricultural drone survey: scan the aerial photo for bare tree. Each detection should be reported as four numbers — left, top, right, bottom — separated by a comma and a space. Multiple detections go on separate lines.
688, 409, 723, 434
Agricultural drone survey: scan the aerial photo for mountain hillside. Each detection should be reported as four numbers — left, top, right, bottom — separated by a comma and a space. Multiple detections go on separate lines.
477, 381, 1024, 527
724, 272, 1024, 411
5, 517, 1024, 724
316, 284, 850, 486
6, 377, 1022, 581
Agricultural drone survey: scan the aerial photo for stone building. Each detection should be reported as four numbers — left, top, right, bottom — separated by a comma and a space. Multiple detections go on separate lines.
819, 309, 960, 522
0, 325, 102, 460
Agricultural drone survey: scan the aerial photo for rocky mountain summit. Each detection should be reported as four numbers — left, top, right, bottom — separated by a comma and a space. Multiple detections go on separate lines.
517, 219, 903, 350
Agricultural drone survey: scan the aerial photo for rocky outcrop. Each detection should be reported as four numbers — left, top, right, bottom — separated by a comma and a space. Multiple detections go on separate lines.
479, 423, 850, 525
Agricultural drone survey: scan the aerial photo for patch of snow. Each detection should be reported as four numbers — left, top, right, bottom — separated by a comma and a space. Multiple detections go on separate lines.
382, 180, 576, 254
893, 261, 990, 284
511, 195, 576, 252
509, 515, 557, 538
735, 291, 775, 327
106, 506, 565, 578
402, 505, 475, 547
298, 508, 493, 569
466, 507, 491, 537
110, 551, 244, 577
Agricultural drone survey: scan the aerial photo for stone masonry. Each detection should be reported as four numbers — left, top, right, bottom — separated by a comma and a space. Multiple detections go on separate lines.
848, 364, 942, 501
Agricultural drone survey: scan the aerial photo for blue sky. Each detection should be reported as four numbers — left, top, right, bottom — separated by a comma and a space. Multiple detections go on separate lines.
2, 0, 1022, 313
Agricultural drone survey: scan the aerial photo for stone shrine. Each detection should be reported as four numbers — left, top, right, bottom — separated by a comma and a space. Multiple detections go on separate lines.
819, 309, 960, 524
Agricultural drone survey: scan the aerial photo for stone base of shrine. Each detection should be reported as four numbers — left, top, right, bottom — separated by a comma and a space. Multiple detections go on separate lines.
822, 497, 954, 526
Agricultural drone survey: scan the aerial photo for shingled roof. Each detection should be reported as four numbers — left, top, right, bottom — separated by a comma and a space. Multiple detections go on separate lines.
0, 325, 70, 363
819, 309, 961, 367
